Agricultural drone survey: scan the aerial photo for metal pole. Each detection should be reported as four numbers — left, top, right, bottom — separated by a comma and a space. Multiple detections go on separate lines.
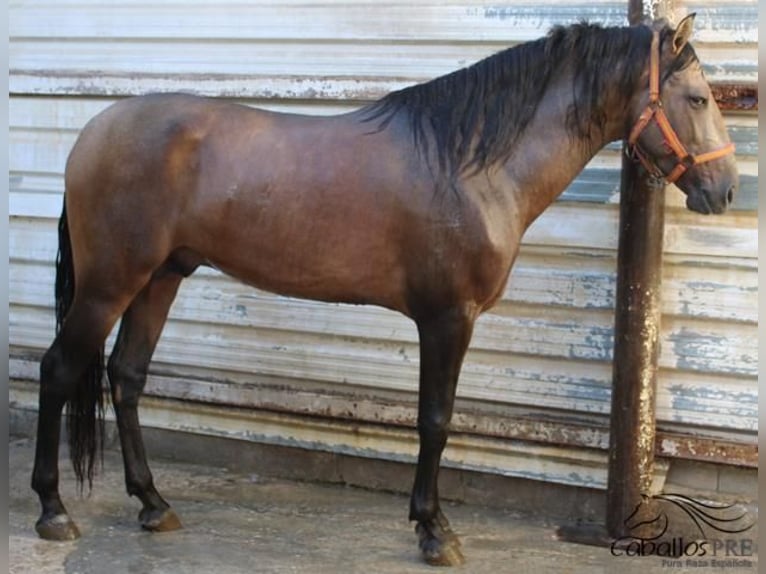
605, 155, 665, 537
605, 0, 675, 539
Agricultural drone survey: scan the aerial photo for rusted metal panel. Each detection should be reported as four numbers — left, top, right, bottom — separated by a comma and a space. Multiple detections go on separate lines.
711, 83, 758, 111
11, 379, 658, 490
656, 432, 756, 467
9, 361, 755, 468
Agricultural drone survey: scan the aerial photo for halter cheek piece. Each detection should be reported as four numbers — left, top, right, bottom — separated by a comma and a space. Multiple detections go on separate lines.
627, 31, 735, 184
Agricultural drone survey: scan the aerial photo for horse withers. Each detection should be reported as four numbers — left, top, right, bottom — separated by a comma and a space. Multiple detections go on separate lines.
32, 15, 736, 566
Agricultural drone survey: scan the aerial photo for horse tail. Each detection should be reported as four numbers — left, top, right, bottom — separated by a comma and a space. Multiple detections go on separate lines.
55, 199, 106, 491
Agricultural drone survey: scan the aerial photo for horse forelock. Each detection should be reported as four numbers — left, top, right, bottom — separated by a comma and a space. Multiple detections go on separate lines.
363, 21, 692, 180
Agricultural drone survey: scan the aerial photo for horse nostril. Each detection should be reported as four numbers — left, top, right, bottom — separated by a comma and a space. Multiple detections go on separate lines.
727, 186, 734, 205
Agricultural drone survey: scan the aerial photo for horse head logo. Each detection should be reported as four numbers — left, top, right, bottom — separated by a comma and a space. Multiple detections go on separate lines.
648, 493, 755, 538
622, 494, 671, 541
613, 493, 756, 558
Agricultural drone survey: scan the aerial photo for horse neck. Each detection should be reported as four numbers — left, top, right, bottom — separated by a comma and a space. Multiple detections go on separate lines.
493, 55, 643, 229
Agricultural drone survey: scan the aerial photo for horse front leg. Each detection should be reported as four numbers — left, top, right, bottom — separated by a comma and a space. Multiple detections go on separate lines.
410, 307, 476, 566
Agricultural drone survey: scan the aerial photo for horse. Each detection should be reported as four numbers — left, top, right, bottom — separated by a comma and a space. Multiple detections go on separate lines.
32, 15, 737, 566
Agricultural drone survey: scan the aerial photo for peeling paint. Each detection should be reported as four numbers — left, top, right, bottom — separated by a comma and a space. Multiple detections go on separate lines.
666, 383, 758, 424
668, 328, 757, 376
482, 5, 627, 26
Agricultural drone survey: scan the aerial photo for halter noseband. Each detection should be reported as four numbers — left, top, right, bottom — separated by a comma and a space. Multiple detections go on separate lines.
627, 31, 735, 184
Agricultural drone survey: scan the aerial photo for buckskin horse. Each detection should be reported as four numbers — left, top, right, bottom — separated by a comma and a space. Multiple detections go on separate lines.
32, 15, 737, 566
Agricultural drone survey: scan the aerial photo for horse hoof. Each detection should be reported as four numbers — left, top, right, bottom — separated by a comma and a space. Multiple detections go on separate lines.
139, 507, 182, 532
416, 521, 465, 567
421, 537, 465, 567
35, 514, 81, 541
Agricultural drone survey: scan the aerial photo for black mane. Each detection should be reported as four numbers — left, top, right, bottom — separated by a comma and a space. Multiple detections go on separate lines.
363, 22, 698, 178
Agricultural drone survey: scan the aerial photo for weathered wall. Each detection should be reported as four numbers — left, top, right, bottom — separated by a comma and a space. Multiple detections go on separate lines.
9, 1, 758, 490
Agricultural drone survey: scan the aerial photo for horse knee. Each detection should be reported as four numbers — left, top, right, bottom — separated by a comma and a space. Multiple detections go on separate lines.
417, 417, 449, 452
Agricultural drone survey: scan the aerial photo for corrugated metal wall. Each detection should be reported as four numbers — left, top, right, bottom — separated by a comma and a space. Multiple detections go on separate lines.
9, 1, 758, 489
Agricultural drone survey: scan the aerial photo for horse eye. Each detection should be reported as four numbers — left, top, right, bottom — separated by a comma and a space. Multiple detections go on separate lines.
688, 95, 708, 108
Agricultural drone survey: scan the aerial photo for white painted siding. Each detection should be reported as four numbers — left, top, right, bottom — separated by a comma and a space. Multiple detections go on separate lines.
9, 1, 757, 487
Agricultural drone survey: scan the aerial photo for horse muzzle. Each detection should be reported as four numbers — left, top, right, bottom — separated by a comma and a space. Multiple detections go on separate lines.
683, 172, 738, 215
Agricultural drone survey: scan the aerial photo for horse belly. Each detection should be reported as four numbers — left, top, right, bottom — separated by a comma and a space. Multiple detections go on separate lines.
195, 184, 409, 310
214, 231, 405, 309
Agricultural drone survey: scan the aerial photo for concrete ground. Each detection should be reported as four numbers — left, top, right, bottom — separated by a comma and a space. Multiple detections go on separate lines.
9, 438, 757, 574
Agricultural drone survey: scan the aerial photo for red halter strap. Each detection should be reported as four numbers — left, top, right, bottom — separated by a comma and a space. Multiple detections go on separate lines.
627, 31, 735, 184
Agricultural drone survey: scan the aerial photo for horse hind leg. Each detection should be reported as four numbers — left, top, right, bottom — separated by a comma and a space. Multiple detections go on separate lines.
32, 293, 135, 541
106, 269, 184, 533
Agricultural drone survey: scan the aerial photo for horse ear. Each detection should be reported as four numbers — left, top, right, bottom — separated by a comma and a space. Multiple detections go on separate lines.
672, 13, 696, 54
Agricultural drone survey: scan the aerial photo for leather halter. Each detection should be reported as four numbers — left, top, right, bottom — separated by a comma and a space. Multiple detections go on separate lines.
627, 31, 735, 184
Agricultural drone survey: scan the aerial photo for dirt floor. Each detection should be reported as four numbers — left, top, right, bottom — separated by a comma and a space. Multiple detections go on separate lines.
8, 437, 758, 574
